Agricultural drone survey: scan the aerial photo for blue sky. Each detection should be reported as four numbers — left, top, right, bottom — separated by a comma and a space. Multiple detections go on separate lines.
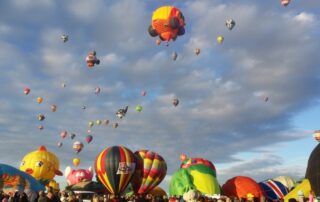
0, 0, 319, 191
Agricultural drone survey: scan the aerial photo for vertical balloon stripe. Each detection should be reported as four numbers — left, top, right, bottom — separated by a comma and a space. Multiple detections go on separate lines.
95, 148, 112, 193
118, 146, 126, 193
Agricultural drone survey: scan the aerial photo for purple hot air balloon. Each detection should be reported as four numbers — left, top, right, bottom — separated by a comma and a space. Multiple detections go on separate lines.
85, 135, 93, 144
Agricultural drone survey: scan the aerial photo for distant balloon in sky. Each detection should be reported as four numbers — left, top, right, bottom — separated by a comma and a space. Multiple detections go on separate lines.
86, 51, 100, 68
217, 35, 224, 44
156, 39, 161, 45
116, 106, 128, 119
60, 131, 67, 139
264, 96, 269, 102
112, 123, 119, 128
96, 120, 102, 125
85, 135, 93, 144
38, 125, 44, 130
280, 0, 291, 7
180, 154, 187, 161
37, 97, 43, 104
61, 34, 68, 43
88, 121, 94, 128
61, 83, 66, 88
141, 90, 147, 96
24, 88, 31, 95
73, 158, 80, 167
194, 48, 200, 56
82, 105, 86, 110
51, 104, 57, 112
71, 133, 76, 140
95, 87, 101, 95
225, 19, 236, 30
135, 105, 143, 112
37, 114, 45, 121
57, 142, 63, 148
103, 120, 110, 125
73, 141, 84, 154
172, 52, 178, 61
172, 98, 179, 107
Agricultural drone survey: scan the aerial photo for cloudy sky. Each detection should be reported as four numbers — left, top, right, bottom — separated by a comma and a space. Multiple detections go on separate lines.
0, 0, 319, 190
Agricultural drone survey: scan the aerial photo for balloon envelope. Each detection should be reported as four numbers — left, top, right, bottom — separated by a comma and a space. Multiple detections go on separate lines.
73, 158, 81, 167
0, 164, 44, 193
85, 135, 93, 143
222, 176, 265, 199
259, 180, 288, 201
73, 141, 84, 153
95, 146, 136, 195
131, 150, 167, 194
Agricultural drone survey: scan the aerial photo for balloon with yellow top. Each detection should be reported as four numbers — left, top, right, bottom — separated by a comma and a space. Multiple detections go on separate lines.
20, 145, 63, 184
217, 35, 224, 44
73, 158, 80, 167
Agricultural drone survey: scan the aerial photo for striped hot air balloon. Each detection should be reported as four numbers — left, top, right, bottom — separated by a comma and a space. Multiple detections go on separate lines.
259, 180, 288, 201
95, 146, 136, 195
131, 150, 167, 194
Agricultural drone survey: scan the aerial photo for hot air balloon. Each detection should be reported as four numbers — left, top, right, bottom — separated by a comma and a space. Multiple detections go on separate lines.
61, 34, 68, 43
141, 90, 147, 96
57, 142, 63, 148
112, 123, 119, 128
180, 157, 216, 177
273, 176, 295, 191
156, 39, 161, 45
148, 6, 186, 42
222, 176, 265, 200
131, 150, 167, 195
225, 19, 236, 30
61, 83, 66, 88
95, 146, 136, 195
51, 104, 57, 112
0, 164, 45, 193
180, 154, 187, 162
95, 87, 101, 95
20, 146, 63, 183
37, 97, 43, 104
172, 52, 178, 61
73, 158, 80, 167
37, 114, 45, 121
264, 96, 269, 102
280, 0, 291, 6
172, 98, 179, 107
85, 135, 93, 144
313, 130, 320, 142
82, 105, 86, 110
38, 125, 44, 130
116, 106, 128, 119
217, 36, 224, 44
103, 120, 110, 125
194, 48, 200, 56
86, 51, 100, 68
73, 141, 84, 154
259, 180, 288, 201
88, 121, 94, 128
71, 134, 76, 140
135, 105, 143, 112
24, 88, 31, 95
96, 120, 102, 125
60, 131, 67, 139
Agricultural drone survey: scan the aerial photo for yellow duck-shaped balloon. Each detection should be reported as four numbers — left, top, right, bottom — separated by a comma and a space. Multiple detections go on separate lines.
20, 145, 62, 183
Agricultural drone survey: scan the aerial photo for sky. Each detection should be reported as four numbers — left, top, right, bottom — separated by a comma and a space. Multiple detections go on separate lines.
0, 0, 319, 191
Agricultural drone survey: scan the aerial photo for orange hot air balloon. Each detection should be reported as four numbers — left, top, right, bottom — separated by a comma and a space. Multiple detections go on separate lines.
37, 97, 43, 104
51, 105, 57, 112
148, 6, 186, 42
131, 150, 167, 195
95, 146, 136, 195
222, 176, 265, 200
156, 39, 161, 45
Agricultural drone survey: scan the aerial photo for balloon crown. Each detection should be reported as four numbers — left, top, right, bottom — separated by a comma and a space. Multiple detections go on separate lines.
39, 145, 47, 151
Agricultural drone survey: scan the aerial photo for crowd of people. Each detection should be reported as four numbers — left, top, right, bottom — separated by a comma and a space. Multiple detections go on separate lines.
0, 189, 316, 202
